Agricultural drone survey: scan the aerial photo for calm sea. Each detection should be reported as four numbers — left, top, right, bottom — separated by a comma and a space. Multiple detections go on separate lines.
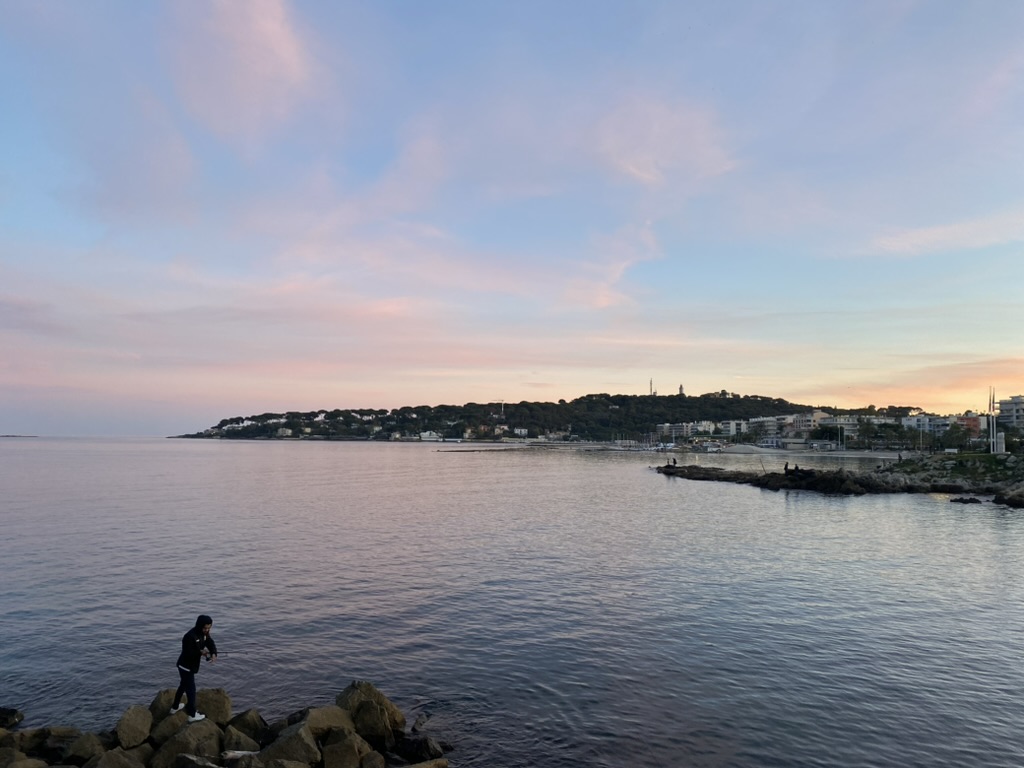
3, 438, 1024, 767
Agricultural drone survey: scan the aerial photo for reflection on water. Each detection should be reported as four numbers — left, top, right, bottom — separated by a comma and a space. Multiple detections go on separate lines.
3, 439, 1024, 767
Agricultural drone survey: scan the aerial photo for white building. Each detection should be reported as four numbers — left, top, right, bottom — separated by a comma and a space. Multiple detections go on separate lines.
786, 410, 831, 437
718, 420, 748, 437
998, 395, 1024, 428
901, 415, 950, 434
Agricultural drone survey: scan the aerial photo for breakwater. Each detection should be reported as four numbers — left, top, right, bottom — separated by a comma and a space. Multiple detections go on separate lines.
0, 681, 450, 768
656, 453, 1024, 507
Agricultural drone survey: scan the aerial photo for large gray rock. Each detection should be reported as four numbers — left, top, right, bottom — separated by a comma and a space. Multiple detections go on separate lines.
357, 752, 384, 768
320, 741, 360, 768
222, 754, 262, 768
42, 727, 83, 762
65, 733, 106, 766
148, 691, 179, 724
172, 756, 219, 768
264, 760, 311, 768
300, 707, 353, 741
222, 726, 259, 753
322, 730, 373, 756
350, 702, 394, 755
150, 720, 222, 768
116, 706, 153, 750
93, 748, 145, 768
257, 724, 319, 767
7, 759, 48, 768
151, 712, 189, 748
125, 743, 154, 768
8, 729, 46, 755
195, 690, 232, 727
335, 683, 405, 734
226, 711, 270, 747
0, 748, 28, 768
395, 735, 444, 764
0, 711, 23, 730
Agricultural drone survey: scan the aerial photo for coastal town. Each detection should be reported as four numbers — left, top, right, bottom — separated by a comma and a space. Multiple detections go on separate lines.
181, 392, 1024, 455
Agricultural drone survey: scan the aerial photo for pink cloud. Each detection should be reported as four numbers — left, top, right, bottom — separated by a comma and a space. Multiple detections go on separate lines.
169, 0, 314, 142
564, 222, 661, 309
594, 95, 736, 185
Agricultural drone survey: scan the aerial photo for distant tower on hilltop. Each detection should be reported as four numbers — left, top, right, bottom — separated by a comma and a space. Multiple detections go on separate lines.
679, 384, 684, 396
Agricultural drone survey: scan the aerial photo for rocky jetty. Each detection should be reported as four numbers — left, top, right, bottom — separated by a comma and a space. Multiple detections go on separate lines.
0, 682, 451, 768
656, 453, 1024, 507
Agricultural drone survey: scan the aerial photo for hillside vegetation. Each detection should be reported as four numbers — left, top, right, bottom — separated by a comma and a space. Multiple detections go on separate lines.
177, 391, 908, 442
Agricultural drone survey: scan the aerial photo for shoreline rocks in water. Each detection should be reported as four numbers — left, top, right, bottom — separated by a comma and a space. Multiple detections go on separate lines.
655, 453, 1024, 508
0, 681, 451, 768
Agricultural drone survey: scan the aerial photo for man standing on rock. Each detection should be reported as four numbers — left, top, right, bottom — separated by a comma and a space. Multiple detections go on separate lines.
171, 614, 218, 722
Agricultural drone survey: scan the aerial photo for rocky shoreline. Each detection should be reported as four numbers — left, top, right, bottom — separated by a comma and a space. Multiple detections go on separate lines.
0, 682, 450, 768
656, 453, 1024, 508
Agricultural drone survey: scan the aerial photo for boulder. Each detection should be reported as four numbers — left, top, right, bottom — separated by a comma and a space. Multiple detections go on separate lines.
150, 720, 222, 768
125, 743, 154, 767
394, 735, 444, 764
7, 730, 45, 755
0, 748, 28, 768
7, 760, 48, 768
321, 741, 360, 768
256, 724, 319, 767
264, 760, 311, 768
402, 762, 448, 768
350, 702, 395, 755
222, 727, 259, 753
335, 683, 405, 734
226, 711, 270, 747
42, 728, 83, 762
172, 756, 219, 768
221, 754, 262, 768
151, 713, 189, 748
116, 706, 153, 750
93, 748, 145, 768
148, 691, 179, 724
64, 733, 106, 766
357, 753, 384, 768
195, 690, 231, 728
322, 730, 372, 755
0, 712, 23, 731
300, 707, 353, 741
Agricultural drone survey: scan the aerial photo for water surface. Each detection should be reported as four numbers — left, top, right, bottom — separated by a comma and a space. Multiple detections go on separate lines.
3, 439, 1024, 767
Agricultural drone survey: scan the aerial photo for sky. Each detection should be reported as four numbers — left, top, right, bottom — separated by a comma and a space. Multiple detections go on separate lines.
1, 1, 1022, 436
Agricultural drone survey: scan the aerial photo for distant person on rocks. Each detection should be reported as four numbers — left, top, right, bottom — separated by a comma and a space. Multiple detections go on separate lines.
171, 614, 217, 722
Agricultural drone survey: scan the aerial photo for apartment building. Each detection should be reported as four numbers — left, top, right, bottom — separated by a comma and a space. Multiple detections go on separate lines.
998, 395, 1024, 428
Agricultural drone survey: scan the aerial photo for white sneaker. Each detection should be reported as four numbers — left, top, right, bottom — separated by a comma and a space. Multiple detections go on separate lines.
188, 713, 206, 723
169, 704, 185, 714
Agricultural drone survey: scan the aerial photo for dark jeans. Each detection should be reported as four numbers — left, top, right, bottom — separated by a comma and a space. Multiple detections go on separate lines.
173, 667, 197, 716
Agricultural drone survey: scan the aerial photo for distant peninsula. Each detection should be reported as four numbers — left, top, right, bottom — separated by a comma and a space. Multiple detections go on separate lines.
170, 390, 1008, 453
174, 391, 849, 443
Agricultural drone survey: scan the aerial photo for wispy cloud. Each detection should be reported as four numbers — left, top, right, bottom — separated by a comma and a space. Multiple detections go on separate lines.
169, 0, 314, 143
565, 222, 662, 309
594, 95, 736, 185
869, 205, 1024, 256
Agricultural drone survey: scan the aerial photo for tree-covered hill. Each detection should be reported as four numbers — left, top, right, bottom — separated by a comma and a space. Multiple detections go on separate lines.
175, 391, 910, 442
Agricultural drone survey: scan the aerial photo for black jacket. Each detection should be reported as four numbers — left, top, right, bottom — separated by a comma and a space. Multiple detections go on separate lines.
176, 626, 217, 674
